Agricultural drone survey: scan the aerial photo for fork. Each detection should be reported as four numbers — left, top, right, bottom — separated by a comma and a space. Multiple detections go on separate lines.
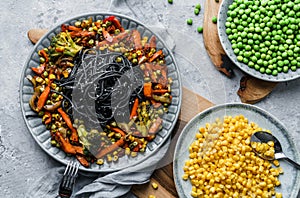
58, 161, 79, 198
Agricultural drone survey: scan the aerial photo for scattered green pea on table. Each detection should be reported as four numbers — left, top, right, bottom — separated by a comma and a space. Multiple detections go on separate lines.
197, 26, 203, 33
195, 3, 201, 10
187, 18, 193, 25
194, 8, 200, 15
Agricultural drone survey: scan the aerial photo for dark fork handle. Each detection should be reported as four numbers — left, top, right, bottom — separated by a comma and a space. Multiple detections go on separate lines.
58, 175, 74, 198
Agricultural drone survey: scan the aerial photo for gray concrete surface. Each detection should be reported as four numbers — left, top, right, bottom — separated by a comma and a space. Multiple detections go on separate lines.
0, 0, 300, 197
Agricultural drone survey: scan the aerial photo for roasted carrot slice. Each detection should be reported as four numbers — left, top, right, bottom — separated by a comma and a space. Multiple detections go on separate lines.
73, 145, 84, 155
36, 84, 51, 112
149, 35, 156, 48
102, 28, 113, 42
76, 155, 90, 167
44, 111, 52, 125
110, 127, 126, 137
95, 138, 125, 159
57, 107, 79, 142
31, 63, 45, 75
39, 49, 49, 63
150, 99, 162, 109
149, 117, 163, 134
112, 17, 125, 32
130, 98, 139, 119
103, 16, 125, 32
132, 30, 142, 50
143, 82, 152, 98
55, 132, 76, 155
152, 89, 169, 95
68, 25, 82, 32
149, 50, 163, 62
158, 68, 168, 87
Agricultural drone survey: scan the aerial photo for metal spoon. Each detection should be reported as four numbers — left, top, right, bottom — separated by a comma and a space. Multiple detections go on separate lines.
250, 131, 300, 169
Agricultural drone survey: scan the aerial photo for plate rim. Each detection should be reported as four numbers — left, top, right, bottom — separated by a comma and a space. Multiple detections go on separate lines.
173, 102, 300, 197
20, 12, 182, 172
217, 0, 300, 82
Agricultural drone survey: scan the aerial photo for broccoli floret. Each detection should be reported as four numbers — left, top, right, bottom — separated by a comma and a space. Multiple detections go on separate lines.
51, 32, 83, 57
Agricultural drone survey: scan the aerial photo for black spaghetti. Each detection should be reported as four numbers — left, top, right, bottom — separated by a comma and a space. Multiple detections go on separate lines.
27, 16, 172, 167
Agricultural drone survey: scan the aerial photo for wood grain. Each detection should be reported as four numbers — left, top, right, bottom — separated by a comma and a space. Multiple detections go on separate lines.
131, 87, 214, 197
27, 29, 48, 44
237, 76, 277, 104
203, 0, 233, 77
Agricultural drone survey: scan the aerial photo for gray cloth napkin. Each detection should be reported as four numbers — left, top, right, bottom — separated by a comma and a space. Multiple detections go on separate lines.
26, 1, 176, 198
75, 138, 171, 198
26, 138, 170, 198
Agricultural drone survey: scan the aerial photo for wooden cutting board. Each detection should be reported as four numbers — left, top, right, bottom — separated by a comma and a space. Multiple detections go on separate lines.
203, 0, 277, 104
131, 88, 214, 197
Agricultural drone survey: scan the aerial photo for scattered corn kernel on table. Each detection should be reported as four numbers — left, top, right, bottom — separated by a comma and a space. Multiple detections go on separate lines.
1, 0, 300, 197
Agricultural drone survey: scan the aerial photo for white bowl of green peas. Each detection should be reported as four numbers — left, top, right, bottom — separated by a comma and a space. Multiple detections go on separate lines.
218, 0, 300, 82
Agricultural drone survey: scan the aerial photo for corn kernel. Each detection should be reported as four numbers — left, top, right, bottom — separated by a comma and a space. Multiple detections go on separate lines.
125, 147, 131, 155
131, 151, 137, 157
151, 182, 158, 190
182, 115, 283, 197
96, 158, 104, 165
273, 160, 280, 167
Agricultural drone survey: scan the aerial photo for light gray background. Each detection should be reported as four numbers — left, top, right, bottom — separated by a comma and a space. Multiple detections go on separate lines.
0, 0, 300, 197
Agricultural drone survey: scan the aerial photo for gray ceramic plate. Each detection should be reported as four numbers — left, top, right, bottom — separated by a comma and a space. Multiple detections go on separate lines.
173, 103, 300, 197
218, 0, 300, 82
20, 12, 182, 172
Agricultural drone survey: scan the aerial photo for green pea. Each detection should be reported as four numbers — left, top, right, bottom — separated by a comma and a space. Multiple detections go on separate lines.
251, 56, 258, 63
278, 61, 284, 67
234, 48, 240, 55
284, 60, 289, 65
282, 52, 288, 58
212, 16, 217, 23
266, 68, 272, 74
259, 67, 265, 73
291, 60, 297, 65
237, 56, 243, 62
195, 3, 201, 10
254, 65, 260, 71
197, 26, 203, 33
240, 32, 247, 38
286, 29, 293, 35
243, 57, 249, 64
248, 61, 255, 68
274, 35, 281, 40
194, 8, 200, 15
272, 70, 278, 76
257, 59, 263, 65
187, 18, 193, 25
168, 0, 173, 4
226, 28, 232, 34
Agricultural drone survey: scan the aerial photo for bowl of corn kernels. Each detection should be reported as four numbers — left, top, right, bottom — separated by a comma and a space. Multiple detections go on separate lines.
173, 103, 300, 198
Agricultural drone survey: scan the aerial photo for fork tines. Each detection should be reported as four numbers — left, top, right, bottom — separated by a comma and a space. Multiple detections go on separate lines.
59, 161, 79, 198
64, 161, 79, 177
